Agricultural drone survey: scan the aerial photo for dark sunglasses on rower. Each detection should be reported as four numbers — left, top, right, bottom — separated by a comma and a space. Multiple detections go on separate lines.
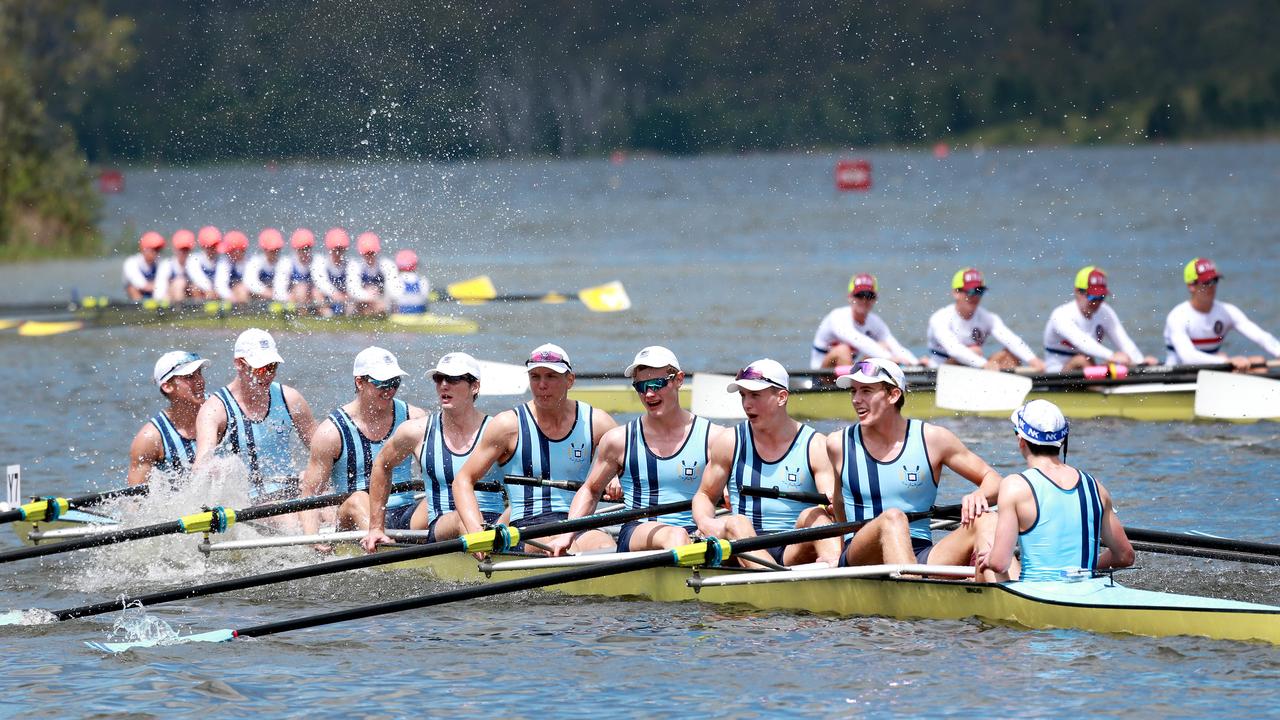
432, 373, 475, 385
965, 286, 988, 297
366, 376, 402, 390
632, 373, 676, 394
851, 291, 878, 301
1197, 277, 1220, 287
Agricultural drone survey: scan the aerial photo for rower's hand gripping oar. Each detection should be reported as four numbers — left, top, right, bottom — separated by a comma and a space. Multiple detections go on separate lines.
84, 504, 952, 652
0, 484, 150, 525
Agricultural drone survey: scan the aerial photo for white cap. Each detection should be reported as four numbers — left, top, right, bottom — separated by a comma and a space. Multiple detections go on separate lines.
726, 358, 789, 393
835, 358, 907, 391
353, 346, 407, 381
624, 345, 681, 378
432, 351, 481, 379
526, 343, 572, 373
153, 350, 210, 386
1011, 400, 1069, 447
233, 328, 284, 369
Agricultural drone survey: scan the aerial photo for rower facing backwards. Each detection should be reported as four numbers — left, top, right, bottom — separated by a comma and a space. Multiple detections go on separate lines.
127, 351, 209, 486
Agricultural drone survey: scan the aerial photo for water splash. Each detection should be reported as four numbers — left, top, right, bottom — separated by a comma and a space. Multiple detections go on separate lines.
105, 599, 180, 646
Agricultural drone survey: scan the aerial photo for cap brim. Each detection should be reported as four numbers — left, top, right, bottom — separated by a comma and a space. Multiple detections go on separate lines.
527, 362, 571, 373
159, 358, 209, 384
726, 379, 776, 393
241, 351, 284, 369
835, 370, 900, 389
365, 365, 408, 381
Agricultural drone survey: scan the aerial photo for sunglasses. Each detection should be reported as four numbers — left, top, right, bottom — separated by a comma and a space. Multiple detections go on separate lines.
251, 362, 279, 376
1077, 289, 1107, 302
853, 359, 901, 388
851, 291, 878, 301
526, 351, 571, 369
964, 286, 988, 297
1197, 277, 1220, 287
735, 366, 785, 389
366, 376, 402, 390
432, 373, 475, 385
632, 373, 677, 394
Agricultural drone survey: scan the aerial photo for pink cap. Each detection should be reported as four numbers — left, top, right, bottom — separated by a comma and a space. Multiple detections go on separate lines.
356, 232, 381, 255
290, 228, 315, 249
324, 228, 350, 249
220, 230, 249, 252
395, 249, 418, 271
171, 229, 196, 250
197, 226, 222, 249
258, 228, 285, 251
139, 231, 166, 250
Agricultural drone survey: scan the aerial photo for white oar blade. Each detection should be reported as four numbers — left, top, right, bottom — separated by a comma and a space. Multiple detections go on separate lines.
476, 361, 530, 396
1194, 370, 1280, 419
86, 628, 236, 653
690, 373, 747, 420
934, 365, 1032, 412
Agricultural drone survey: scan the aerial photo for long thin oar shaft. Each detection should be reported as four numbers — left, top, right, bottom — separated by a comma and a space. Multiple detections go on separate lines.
0, 484, 150, 525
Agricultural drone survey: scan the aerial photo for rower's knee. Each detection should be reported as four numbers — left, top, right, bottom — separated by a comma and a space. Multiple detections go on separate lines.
880, 507, 909, 533
723, 514, 756, 539
661, 526, 692, 550
797, 505, 833, 528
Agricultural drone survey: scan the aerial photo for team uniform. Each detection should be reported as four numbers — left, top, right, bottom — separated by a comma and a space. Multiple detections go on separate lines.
1042, 302, 1146, 372
927, 305, 1037, 367
153, 257, 190, 301
325, 398, 417, 526
149, 410, 196, 479
410, 412, 508, 537
1014, 468, 1103, 581
837, 418, 937, 565
244, 254, 286, 300
213, 382, 300, 501
312, 255, 348, 301
274, 254, 313, 301
186, 253, 218, 296
810, 308, 918, 369
500, 401, 596, 527
348, 257, 399, 304
1163, 300, 1280, 365
213, 256, 248, 301
728, 422, 819, 564
390, 271, 429, 313
615, 415, 712, 552
122, 253, 160, 298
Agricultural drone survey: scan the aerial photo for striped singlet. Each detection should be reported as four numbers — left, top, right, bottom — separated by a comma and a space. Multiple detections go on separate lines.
839, 419, 937, 543
499, 401, 595, 523
215, 382, 298, 498
420, 412, 506, 518
149, 410, 195, 473
1017, 468, 1103, 582
327, 399, 414, 508
620, 415, 712, 528
730, 423, 819, 533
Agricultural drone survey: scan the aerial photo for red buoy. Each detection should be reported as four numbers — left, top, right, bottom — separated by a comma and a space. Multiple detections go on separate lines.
835, 160, 871, 191
98, 169, 125, 194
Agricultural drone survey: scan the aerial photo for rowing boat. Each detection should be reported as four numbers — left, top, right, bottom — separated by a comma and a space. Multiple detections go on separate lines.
10, 509, 119, 546
69, 302, 478, 335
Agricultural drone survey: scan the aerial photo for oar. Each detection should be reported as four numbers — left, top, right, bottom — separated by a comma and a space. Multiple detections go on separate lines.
3, 500, 693, 628
0, 484, 151, 525
434, 276, 631, 312
503, 475, 583, 492
0, 480, 420, 566
739, 486, 829, 506
690, 373, 747, 420
934, 364, 1033, 412
84, 505, 947, 652
1193, 369, 1280, 420
17, 320, 85, 337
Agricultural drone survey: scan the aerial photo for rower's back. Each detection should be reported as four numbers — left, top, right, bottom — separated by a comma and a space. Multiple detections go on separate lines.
1016, 467, 1104, 581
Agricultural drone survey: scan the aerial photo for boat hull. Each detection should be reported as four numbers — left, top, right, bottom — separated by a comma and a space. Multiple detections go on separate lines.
75, 305, 478, 335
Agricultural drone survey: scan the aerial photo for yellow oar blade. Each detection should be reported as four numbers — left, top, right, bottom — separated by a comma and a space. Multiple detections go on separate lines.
0, 319, 19, 330
18, 320, 84, 336
447, 275, 497, 301
578, 281, 631, 312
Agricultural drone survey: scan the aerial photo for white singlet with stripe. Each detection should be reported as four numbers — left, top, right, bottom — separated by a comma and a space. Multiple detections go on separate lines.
810, 307, 919, 368
420, 412, 507, 518
620, 415, 712, 528
311, 255, 348, 297
122, 253, 159, 295
244, 254, 284, 297
1017, 468, 1103, 582
499, 401, 595, 523
1163, 300, 1280, 364
839, 418, 937, 543
213, 257, 247, 300
927, 304, 1037, 367
1042, 302, 1146, 372
391, 271, 429, 313
729, 422, 818, 532
347, 257, 398, 302
274, 255, 312, 300
186, 253, 217, 294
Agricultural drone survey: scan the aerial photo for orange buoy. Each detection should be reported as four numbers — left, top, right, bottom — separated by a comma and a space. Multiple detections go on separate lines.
834, 160, 871, 191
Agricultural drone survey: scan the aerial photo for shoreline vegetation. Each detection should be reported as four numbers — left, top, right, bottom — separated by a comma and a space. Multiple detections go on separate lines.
5, 0, 1280, 262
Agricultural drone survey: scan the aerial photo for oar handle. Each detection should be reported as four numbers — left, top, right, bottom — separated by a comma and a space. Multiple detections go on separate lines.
502, 475, 583, 492
474, 481, 505, 494
739, 486, 829, 505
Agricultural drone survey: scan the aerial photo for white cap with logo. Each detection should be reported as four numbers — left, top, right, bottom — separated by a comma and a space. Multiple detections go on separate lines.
353, 346, 408, 381
835, 358, 908, 392
432, 351, 481, 379
526, 343, 572, 373
233, 328, 284, 369
624, 345, 681, 378
153, 350, 210, 386
1010, 399, 1069, 447
726, 358, 789, 393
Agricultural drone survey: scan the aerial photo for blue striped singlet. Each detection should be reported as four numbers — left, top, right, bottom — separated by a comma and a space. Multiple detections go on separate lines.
499, 401, 595, 523
731, 423, 819, 532
149, 410, 195, 473
215, 382, 298, 498
327, 399, 414, 508
620, 415, 712, 528
1017, 468, 1104, 582
840, 419, 937, 543
421, 412, 507, 518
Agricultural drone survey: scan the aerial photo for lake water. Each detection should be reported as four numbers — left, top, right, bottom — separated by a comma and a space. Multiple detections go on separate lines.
1, 143, 1278, 717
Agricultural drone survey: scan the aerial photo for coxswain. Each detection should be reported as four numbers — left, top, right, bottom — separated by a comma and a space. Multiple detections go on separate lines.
126, 351, 210, 486
279, 228, 321, 304
1164, 258, 1280, 372
243, 228, 287, 301
810, 273, 921, 369
186, 226, 222, 300
927, 267, 1046, 371
154, 229, 195, 303
213, 230, 251, 304
299, 347, 425, 546
194, 328, 317, 502
827, 358, 1006, 579
389, 249, 429, 314
313, 228, 351, 313
451, 343, 618, 552
692, 359, 841, 567
361, 352, 510, 550
123, 231, 165, 301
1042, 266, 1155, 372
548, 346, 717, 555
976, 400, 1134, 581
347, 232, 398, 315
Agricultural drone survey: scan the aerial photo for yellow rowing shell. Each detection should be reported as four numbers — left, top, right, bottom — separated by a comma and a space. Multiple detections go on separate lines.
75, 307, 478, 335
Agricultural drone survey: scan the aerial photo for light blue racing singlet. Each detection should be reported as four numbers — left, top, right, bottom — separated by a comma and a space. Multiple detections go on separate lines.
1017, 468, 1103, 582
149, 410, 195, 472
621, 415, 712, 528
499, 402, 594, 523
731, 423, 819, 532
327, 399, 414, 508
215, 382, 298, 498
840, 419, 937, 543
421, 412, 507, 518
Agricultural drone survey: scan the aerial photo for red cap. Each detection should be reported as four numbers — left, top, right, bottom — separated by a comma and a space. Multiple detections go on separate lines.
197, 226, 222, 249
258, 228, 285, 251
952, 267, 985, 292
1074, 266, 1108, 297
395, 249, 418, 271
847, 273, 877, 295
139, 231, 166, 250
290, 228, 315, 249
1184, 257, 1220, 285
171, 229, 196, 250
356, 232, 381, 255
220, 230, 249, 252
324, 228, 350, 249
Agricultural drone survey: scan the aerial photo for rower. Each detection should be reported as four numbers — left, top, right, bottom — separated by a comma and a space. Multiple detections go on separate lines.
548, 346, 717, 555
976, 400, 1134, 581
314, 228, 352, 313
194, 328, 318, 502
126, 351, 210, 486
451, 343, 618, 550
1164, 257, 1280, 372
280, 228, 321, 304
186, 226, 222, 300
243, 228, 287, 302
154, 229, 195, 303
389, 249, 429, 314
123, 231, 165, 301
826, 358, 1004, 577
692, 358, 841, 567
347, 232, 397, 315
810, 272, 922, 370
299, 347, 425, 543
213, 230, 251, 304
361, 352, 509, 550
927, 267, 1046, 371
1042, 266, 1156, 372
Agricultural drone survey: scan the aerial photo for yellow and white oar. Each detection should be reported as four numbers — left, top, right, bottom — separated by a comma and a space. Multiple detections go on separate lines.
17, 320, 85, 337
1193, 370, 1280, 420
436, 276, 631, 312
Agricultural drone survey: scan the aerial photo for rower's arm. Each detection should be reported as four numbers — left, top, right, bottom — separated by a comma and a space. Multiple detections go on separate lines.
366, 419, 423, 536
126, 423, 165, 486
213, 261, 233, 300
879, 327, 920, 366
1095, 483, 1135, 570
989, 313, 1039, 364
192, 397, 228, 470
1166, 308, 1222, 364
566, 425, 626, 520
931, 311, 986, 368
1053, 308, 1116, 361
926, 423, 1001, 525
186, 255, 214, 293
977, 473, 1031, 578
311, 258, 336, 296
693, 426, 737, 536
825, 431, 847, 523
243, 257, 270, 295
1103, 307, 1148, 364
808, 431, 837, 506
299, 421, 340, 537
1225, 303, 1280, 358
282, 386, 318, 449
452, 411, 517, 535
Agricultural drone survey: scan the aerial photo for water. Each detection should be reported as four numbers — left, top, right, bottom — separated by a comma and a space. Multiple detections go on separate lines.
2, 143, 1279, 716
